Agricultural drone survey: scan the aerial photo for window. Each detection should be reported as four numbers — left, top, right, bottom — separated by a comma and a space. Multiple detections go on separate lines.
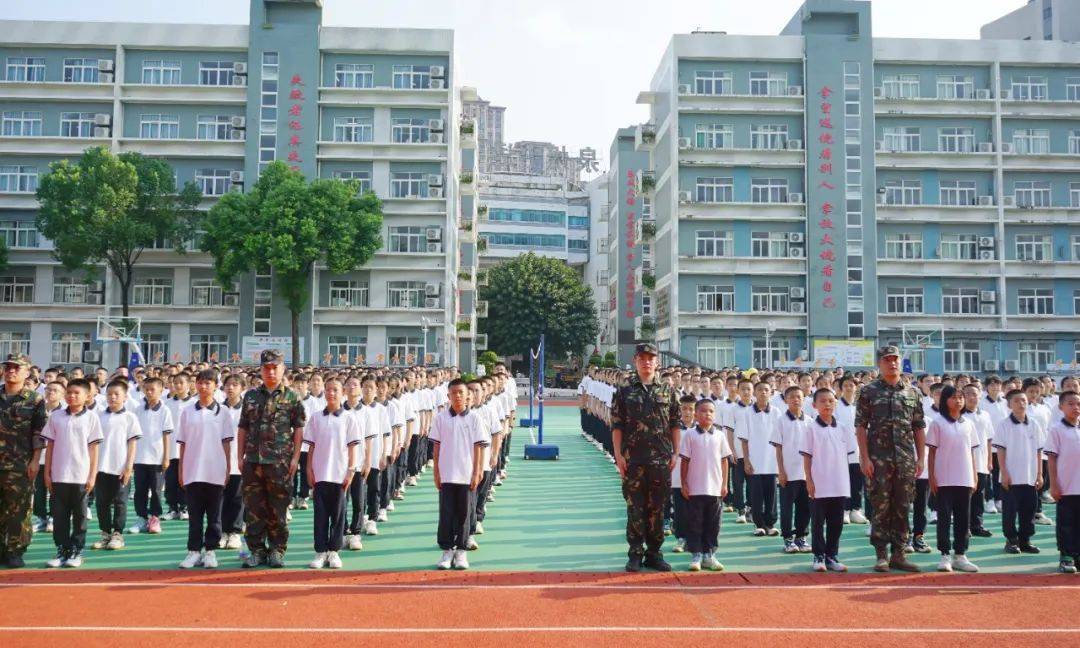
1018, 287, 1054, 315
1015, 234, 1052, 262
196, 115, 233, 141
332, 117, 373, 143
939, 234, 978, 260
190, 334, 228, 363
190, 279, 237, 307
697, 337, 735, 369
484, 233, 565, 249
387, 336, 424, 366
749, 71, 787, 96
751, 286, 790, 312
0, 275, 34, 304
390, 172, 427, 198
1018, 342, 1054, 373
694, 70, 731, 96
641, 292, 652, 317
938, 127, 974, 153
328, 280, 369, 308
695, 177, 733, 203
750, 178, 788, 203
132, 278, 173, 305
387, 281, 426, 309
332, 170, 372, 194
944, 340, 981, 372
139, 114, 180, 139
199, 61, 234, 86
937, 75, 974, 100
884, 179, 922, 205
1073, 234, 1080, 261
882, 74, 920, 99
750, 124, 788, 150
940, 180, 978, 206
51, 333, 90, 364
391, 118, 431, 143
942, 287, 980, 314
0, 166, 38, 193
195, 169, 231, 196
0, 220, 38, 248
1013, 129, 1050, 155
882, 126, 920, 152
388, 226, 425, 253
886, 287, 924, 313
328, 336, 367, 364
259, 52, 278, 173
392, 65, 431, 90
253, 269, 271, 336
1014, 181, 1052, 208
1, 111, 42, 136
696, 285, 734, 312
335, 63, 374, 89
568, 239, 588, 251
1011, 75, 1048, 101
53, 277, 90, 304
486, 208, 564, 225
751, 231, 790, 258
0, 332, 29, 358
884, 233, 923, 259
1075, 289, 1080, 315
1069, 78, 1080, 102
1069, 130, 1080, 155
141, 334, 169, 364
63, 58, 100, 83
1072, 183, 1080, 208
694, 123, 733, 149
568, 216, 589, 229
5, 57, 45, 82
141, 60, 181, 85
695, 230, 732, 258
752, 337, 788, 369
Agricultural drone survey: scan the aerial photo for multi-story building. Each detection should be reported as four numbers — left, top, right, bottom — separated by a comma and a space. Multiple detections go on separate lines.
0, 0, 467, 369
982, 0, 1080, 42
631, 0, 1080, 374
461, 91, 505, 174
583, 172, 611, 354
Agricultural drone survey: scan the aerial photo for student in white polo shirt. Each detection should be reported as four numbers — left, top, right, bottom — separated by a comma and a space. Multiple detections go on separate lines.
430, 378, 487, 571
304, 377, 360, 570
90, 380, 141, 551
927, 385, 981, 573
738, 381, 780, 537
983, 376, 1009, 513
772, 386, 812, 554
994, 389, 1044, 555
836, 376, 867, 525
130, 377, 172, 536
220, 374, 246, 550
363, 376, 391, 535
41, 379, 103, 568
669, 394, 697, 553
164, 373, 195, 521
800, 388, 856, 573
175, 370, 234, 569
679, 398, 731, 572
962, 384, 995, 539
1046, 390, 1080, 573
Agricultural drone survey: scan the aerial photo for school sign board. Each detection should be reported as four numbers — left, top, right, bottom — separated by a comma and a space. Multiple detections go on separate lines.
241, 336, 306, 364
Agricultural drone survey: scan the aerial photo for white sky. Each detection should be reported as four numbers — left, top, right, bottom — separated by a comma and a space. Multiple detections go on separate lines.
6, 0, 1028, 171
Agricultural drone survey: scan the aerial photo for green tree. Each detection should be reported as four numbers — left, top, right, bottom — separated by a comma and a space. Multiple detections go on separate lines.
35, 147, 202, 359
478, 350, 498, 376
602, 351, 617, 368
478, 252, 599, 362
587, 352, 602, 368
201, 161, 383, 366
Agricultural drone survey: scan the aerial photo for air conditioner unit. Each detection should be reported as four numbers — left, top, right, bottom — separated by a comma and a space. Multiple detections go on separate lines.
91, 280, 105, 292
426, 352, 440, 365
230, 129, 245, 141
428, 187, 443, 199
430, 132, 444, 144
978, 236, 995, 248
1000, 142, 1014, 154
424, 282, 440, 296
787, 139, 803, 150
875, 140, 885, 151
876, 192, 888, 205
980, 303, 997, 315
97, 59, 114, 72
1003, 195, 1015, 207
788, 192, 804, 203
678, 190, 694, 203
424, 297, 440, 309
1003, 359, 1018, 372
789, 246, 805, 258
475, 334, 488, 351
223, 293, 239, 307
977, 142, 994, 153
980, 290, 997, 303
976, 89, 991, 100
233, 62, 247, 75
428, 119, 445, 131
791, 301, 806, 313
428, 174, 445, 187
93, 126, 110, 138
230, 170, 244, 184
977, 195, 994, 206
429, 65, 445, 78
873, 87, 883, 98
230, 116, 246, 129
87, 292, 104, 305
979, 249, 995, 261
1000, 89, 1012, 100
678, 137, 692, 149
231, 75, 246, 87
431, 79, 446, 90
788, 85, 803, 96
790, 286, 806, 299
983, 359, 999, 371
426, 242, 442, 253
678, 83, 692, 95
82, 350, 102, 364
425, 227, 442, 241
476, 300, 489, 318
93, 113, 111, 126
789, 232, 805, 244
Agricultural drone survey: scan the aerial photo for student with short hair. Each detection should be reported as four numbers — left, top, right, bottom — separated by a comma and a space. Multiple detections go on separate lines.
669, 394, 697, 554
220, 374, 245, 550
772, 386, 812, 554
738, 381, 780, 536
679, 399, 731, 571
962, 384, 995, 538
927, 385, 981, 573
164, 373, 195, 521
994, 389, 1044, 555
90, 380, 141, 551
1045, 390, 1080, 573
800, 388, 856, 572
304, 378, 360, 569
130, 377, 172, 536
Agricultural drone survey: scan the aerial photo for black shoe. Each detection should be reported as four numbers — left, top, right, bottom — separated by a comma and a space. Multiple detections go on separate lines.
5, 554, 25, 569
912, 536, 932, 553
1019, 543, 1041, 554
971, 528, 992, 538
1004, 543, 1021, 554
643, 555, 672, 572
625, 555, 643, 572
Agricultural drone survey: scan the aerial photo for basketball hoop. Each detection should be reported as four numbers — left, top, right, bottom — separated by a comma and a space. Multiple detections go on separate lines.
96, 315, 142, 344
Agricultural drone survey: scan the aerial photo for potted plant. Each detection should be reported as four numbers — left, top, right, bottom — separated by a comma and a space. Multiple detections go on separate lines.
460, 172, 474, 184
641, 221, 656, 239
641, 273, 656, 290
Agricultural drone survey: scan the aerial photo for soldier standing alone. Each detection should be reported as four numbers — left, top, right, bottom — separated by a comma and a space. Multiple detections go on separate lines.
855, 346, 926, 572
612, 343, 681, 572
237, 350, 306, 568
0, 354, 48, 568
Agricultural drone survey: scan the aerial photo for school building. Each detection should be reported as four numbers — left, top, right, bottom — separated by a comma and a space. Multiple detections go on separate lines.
0, 0, 478, 370
610, 0, 1080, 375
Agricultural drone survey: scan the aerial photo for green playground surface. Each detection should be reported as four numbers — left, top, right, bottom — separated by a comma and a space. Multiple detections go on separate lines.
23, 405, 1061, 572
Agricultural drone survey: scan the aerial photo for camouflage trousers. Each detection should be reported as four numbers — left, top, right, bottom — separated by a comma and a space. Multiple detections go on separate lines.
242, 462, 292, 554
622, 463, 670, 559
0, 469, 33, 556
866, 460, 916, 554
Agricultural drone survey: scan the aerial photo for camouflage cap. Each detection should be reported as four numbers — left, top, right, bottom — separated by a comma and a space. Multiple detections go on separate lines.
635, 343, 659, 356
877, 345, 901, 360
3, 353, 30, 368
260, 349, 284, 366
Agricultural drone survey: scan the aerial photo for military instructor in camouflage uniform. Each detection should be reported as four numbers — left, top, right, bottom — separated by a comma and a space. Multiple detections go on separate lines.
612, 343, 681, 572
237, 349, 306, 568
0, 354, 47, 568
855, 345, 926, 572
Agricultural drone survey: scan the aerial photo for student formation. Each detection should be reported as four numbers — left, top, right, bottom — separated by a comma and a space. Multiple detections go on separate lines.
579, 366, 1080, 574
0, 353, 517, 571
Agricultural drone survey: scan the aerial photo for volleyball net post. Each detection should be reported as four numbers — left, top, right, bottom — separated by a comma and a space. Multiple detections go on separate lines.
523, 334, 559, 460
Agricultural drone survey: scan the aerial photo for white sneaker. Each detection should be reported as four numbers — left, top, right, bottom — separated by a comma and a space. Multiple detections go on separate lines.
164, 510, 179, 521
85, 508, 93, 521
865, 524, 872, 537
453, 549, 469, 570
688, 553, 702, 571
406, 476, 418, 487
994, 500, 1003, 513
703, 554, 724, 571
436, 550, 454, 570
202, 550, 218, 569
179, 550, 203, 569
1034, 512, 1054, 526
127, 518, 146, 534
326, 551, 343, 569
46, 517, 53, 533
377, 509, 388, 522
63, 552, 83, 568
672, 538, 687, 553
107, 532, 124, 550
363, 520, 379, 535
179, 510, 189, 521
465, 536, 479, 550
386, 501, 396, 512
952, 554, 979, 573
45, 551, 65, 568
985, 500, 999, 514
347, 534, 363, 551
937, 554, 953, 572
753, 528, 766, 537
735, 514, 747, 524
929, 511, 938, 524
843, 511, 851, 524
226, 533, 242, 550
812, 556, 827, 572
1041, 491, 1055, 504
850, 509, 868, 524
286, 509, 292, 522
309, 552, 328, 569
91, 532, 109, 550
475, 521, 485, 535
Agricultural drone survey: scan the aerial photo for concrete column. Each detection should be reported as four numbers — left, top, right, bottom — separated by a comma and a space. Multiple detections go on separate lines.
173, 266, 190, 306
373, 161, 391, 198
366, 326, 387, 364
29, 321, 51, 367
35, 265, 53, 304
169, 323, 190, 363
373, 107, 391, 143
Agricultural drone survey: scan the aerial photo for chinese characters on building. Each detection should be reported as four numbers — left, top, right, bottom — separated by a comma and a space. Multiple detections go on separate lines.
816, 85, 837, 310
625, 169, 638, 320
287, 74, 305, 171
